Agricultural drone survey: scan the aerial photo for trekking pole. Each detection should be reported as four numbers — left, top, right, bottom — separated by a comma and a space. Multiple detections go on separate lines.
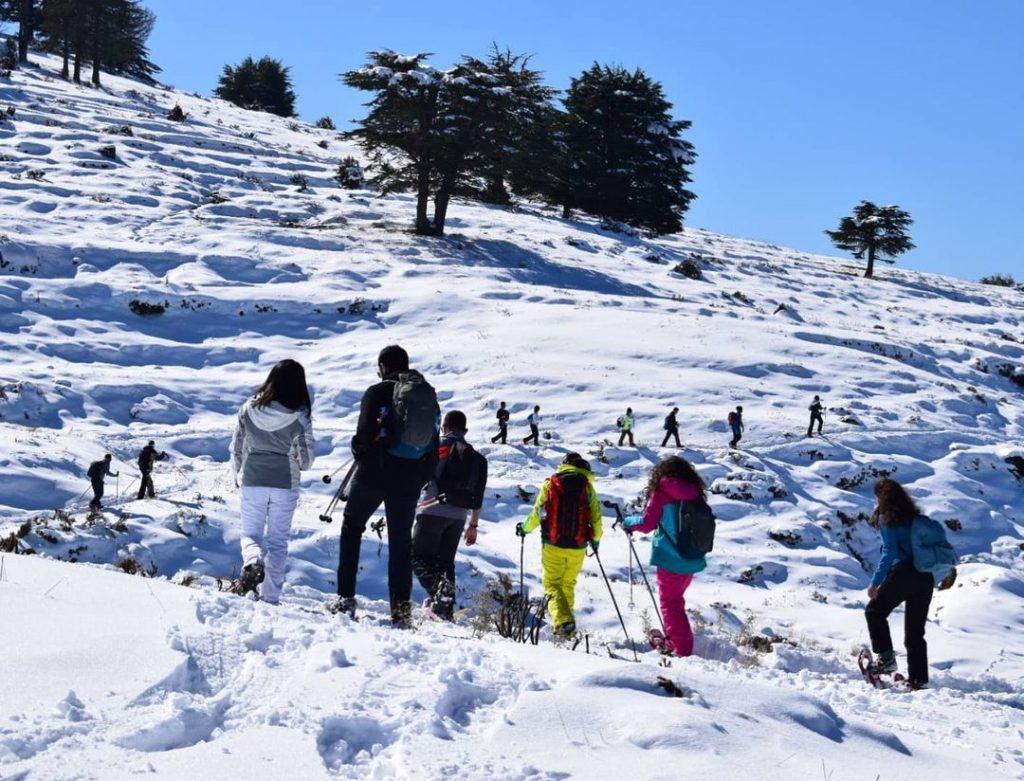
627, 532, 666, 633
322, 459, 353, 485
589, 543, 638, 662
519, 535, 525, 599
74, 484, 91, 506
319, 462, 357, 523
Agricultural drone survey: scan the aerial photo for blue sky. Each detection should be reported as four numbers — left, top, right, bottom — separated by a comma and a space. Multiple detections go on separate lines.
142, 0, 1022, 281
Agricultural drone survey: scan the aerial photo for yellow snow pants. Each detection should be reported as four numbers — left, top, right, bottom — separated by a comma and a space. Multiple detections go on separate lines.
541, 544, 586, 629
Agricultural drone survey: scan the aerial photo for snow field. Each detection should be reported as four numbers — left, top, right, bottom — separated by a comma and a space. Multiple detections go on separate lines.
1, 53, 1023, 779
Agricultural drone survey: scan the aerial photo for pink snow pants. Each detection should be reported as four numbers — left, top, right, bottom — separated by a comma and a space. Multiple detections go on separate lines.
658, 570, 695, 656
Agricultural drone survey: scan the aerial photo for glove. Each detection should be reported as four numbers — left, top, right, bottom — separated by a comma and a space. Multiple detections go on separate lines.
515, 522, 527, 537
589, 539, 600, 552
622, 515, 641, 531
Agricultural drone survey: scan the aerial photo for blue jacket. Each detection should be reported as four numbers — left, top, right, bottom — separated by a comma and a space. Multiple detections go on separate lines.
871, 521, 913, 588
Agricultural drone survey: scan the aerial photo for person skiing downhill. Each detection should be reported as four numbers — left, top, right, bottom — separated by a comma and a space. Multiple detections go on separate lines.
522, 405, 541, 446
516, 452, 603, 637
623, 455, 708, 656
863, 478, 935, 689
661, 407, 681, 448
230, 359, 316, 603
87, 454, 118, 511
807, 395, 824, 437
335, 345, 440, 627
617, 408, 635, 447
412, 410, 487, 620
136, 440, 167, 500
491, 401, 510, 444
728, 406, 744, 448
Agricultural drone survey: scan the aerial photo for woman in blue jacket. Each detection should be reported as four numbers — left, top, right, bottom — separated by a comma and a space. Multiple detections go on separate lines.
864, 478, 934, 688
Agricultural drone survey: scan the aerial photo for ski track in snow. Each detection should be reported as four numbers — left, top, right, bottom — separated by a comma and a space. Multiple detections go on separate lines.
1, 53, 1023, 779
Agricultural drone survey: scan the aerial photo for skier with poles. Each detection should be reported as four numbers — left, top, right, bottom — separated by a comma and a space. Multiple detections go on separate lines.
515, 452, 603, 638
86, 454, 118, 511
229, 359, 316, 603
136, 440, 168, 500
621, 455, 712, 656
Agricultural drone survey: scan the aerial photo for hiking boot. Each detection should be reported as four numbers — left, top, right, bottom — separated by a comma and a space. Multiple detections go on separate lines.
553, 621, 576, 639
238, 561, 265, 595
904, 680, 928, 691
867, 655, 897, 676
391, 601, 413, 629
330, 596, 357, 617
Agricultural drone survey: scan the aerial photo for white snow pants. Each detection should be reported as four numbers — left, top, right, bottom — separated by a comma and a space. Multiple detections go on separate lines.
239, 486, 299, 604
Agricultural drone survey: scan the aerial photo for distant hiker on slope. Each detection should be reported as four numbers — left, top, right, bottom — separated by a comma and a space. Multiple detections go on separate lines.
623, 456, 710, 656
617, 408, 635, 447
335, 345, 440, 627
522, 405, 541, 446
230, 359, 315, 604
807, 395, 824, 437
491, 401, 510, 444
87, 454, 118, 511
863, 478, 953, 689
136, 440, 167, 500
661, 407, 682, 448
516, 452, 603, 638
728, 405, 744, 448
413, 410, 488, 620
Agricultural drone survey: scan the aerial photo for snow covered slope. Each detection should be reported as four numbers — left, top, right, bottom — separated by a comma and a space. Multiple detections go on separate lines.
1, 54, 1023, 780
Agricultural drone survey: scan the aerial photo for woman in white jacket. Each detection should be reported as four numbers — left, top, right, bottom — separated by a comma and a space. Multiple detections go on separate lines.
229, 359, 315, 603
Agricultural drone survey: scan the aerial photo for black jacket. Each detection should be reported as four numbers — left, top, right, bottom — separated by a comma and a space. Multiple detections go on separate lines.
351, 371, 438, 495
138, 445, 166, 473
496, 408, 510, 424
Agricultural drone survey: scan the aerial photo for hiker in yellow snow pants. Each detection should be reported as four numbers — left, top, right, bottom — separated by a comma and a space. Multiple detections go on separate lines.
516, 453, 603, 637
541, 545, 586, 629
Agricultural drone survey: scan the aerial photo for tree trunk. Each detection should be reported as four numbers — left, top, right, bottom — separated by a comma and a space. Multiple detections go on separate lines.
61, 37, 70, 79
414, 160, 431, 235
484, 175, 510, 205
561, 203, 571, 219
73, 49, 81, 82
17, 0, 32, 63
432, 184, 452, 236
864, 244, 876, 278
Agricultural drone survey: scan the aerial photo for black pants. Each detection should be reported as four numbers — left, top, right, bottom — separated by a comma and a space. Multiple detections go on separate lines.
523, 424, 539, 445
865, 561, 934, 683
491, 422, 507, 444
89, 478, 104, 509
411, 513, 466, 616
729, 428, 742, 447
137, 471, 155, 499
807, 413, 823, 436
662, 428, 681, 447
336, 473, 419, 614
618, 430, 635, 446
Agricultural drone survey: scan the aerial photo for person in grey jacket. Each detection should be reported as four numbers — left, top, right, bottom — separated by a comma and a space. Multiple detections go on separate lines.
230, 359, 315, 603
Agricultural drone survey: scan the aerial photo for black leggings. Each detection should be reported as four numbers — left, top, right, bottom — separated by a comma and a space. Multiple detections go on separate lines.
865, 561, 934, 683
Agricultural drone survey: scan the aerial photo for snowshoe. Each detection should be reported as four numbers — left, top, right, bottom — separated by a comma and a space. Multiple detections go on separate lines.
327, 596, 357, 618
648, 628, 669, 653
858, 648, 898, 688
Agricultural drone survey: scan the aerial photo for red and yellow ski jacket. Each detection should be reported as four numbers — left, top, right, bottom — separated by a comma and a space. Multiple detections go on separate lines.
522, 464, 604, 549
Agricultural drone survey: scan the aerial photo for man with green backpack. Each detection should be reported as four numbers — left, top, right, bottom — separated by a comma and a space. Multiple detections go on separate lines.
334, 345, 440, 627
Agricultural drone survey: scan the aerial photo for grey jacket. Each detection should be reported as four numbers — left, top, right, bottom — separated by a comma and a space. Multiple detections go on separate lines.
230, 400, 315, 489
